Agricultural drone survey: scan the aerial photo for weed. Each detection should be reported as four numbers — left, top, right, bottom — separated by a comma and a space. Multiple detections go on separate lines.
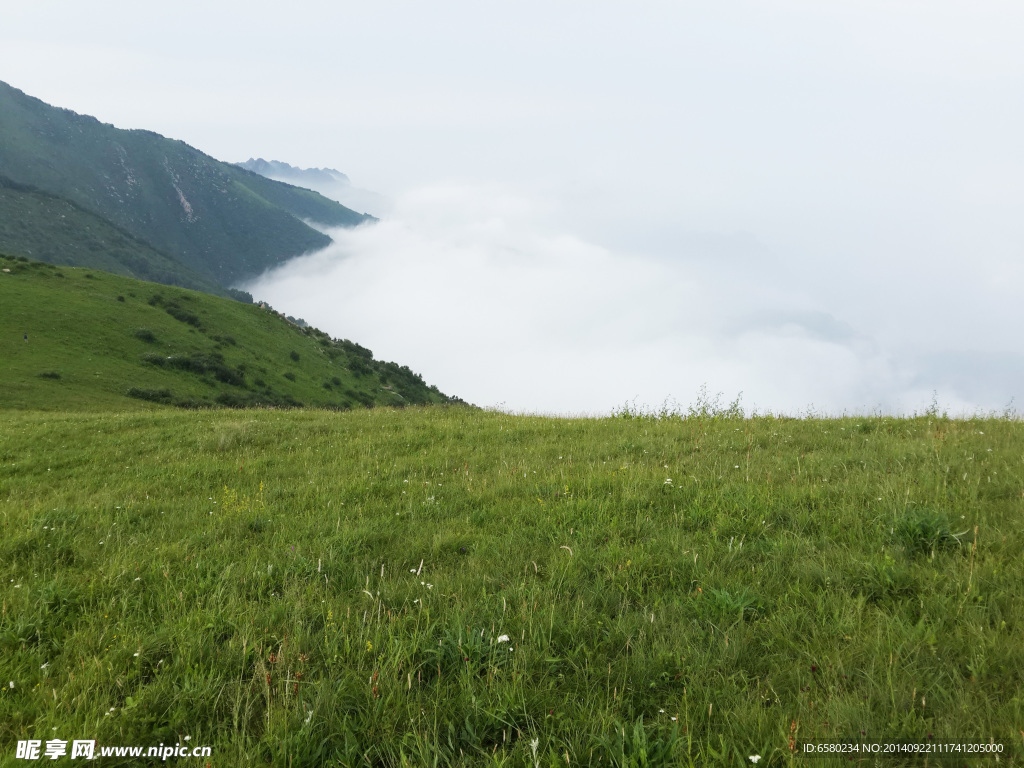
894, 508, 967, 556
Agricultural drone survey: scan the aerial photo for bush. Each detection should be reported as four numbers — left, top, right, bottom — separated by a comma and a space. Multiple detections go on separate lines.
126, 387, 173, 404
337, 339, 374, 360
289, 351, 300, 362
225, 288, 254, 304
140, 352, 243, 386
283, 372, 296, 382
172, 397, 209, 410
37, 371, 61, 380
164, 304, 201, 328
134, 328, 157, 343
215, 392, 254, 408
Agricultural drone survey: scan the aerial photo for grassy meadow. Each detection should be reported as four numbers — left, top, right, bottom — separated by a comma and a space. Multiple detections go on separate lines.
1, 405, 1021, 766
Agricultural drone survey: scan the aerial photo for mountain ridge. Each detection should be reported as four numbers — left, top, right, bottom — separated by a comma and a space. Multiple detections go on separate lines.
236, 156, 388, 216
0, 81, 372, 290
237, 158, 351, 186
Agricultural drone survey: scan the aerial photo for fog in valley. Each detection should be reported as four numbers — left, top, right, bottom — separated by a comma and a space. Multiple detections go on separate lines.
244, 177, 1018, 415
4, 2, 1022, 414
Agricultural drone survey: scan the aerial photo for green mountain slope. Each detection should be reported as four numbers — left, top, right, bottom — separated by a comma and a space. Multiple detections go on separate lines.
0, 174, 225, 295
0, 81, 373, 288
0, 253, 461, 411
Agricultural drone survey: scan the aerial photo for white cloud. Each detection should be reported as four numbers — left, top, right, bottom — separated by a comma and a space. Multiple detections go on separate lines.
243, 183, 972, 416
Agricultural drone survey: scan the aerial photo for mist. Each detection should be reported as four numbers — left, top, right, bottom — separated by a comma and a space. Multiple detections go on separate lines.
244, 181, 1017, 415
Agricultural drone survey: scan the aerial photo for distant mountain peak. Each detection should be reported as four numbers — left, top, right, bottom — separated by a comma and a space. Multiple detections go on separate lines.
237, 158, 351, 185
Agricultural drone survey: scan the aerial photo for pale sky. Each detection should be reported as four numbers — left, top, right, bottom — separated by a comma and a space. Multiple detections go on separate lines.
3, 2, 1022, 414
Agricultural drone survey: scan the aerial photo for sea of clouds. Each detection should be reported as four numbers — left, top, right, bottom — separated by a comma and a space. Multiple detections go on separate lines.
244, 181, 1019, 416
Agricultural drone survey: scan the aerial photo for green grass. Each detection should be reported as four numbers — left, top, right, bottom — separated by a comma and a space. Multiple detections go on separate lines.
1, 406, 1020, 766
0, 253, 457, 411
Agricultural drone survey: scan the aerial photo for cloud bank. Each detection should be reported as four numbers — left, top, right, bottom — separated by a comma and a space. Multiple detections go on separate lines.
244, 183, 1016, 416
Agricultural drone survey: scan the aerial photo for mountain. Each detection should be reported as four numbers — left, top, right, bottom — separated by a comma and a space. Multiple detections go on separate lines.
0, 174, 226, 295
0, 252, 463, 411
236, 158, 351, 187
0, 81, 373, 291
237, 157, 390, 216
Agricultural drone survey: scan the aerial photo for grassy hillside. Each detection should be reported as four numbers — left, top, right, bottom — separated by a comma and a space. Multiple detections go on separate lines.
0, 253, 458, 411
0, 81, 373, 288
0, 407, 1020, 765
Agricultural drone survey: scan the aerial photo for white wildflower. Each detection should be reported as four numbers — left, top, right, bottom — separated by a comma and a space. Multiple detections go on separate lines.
497, 635, 510, 643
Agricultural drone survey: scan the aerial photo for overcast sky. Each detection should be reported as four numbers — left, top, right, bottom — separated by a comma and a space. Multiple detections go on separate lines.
3, 2, 1022, 414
